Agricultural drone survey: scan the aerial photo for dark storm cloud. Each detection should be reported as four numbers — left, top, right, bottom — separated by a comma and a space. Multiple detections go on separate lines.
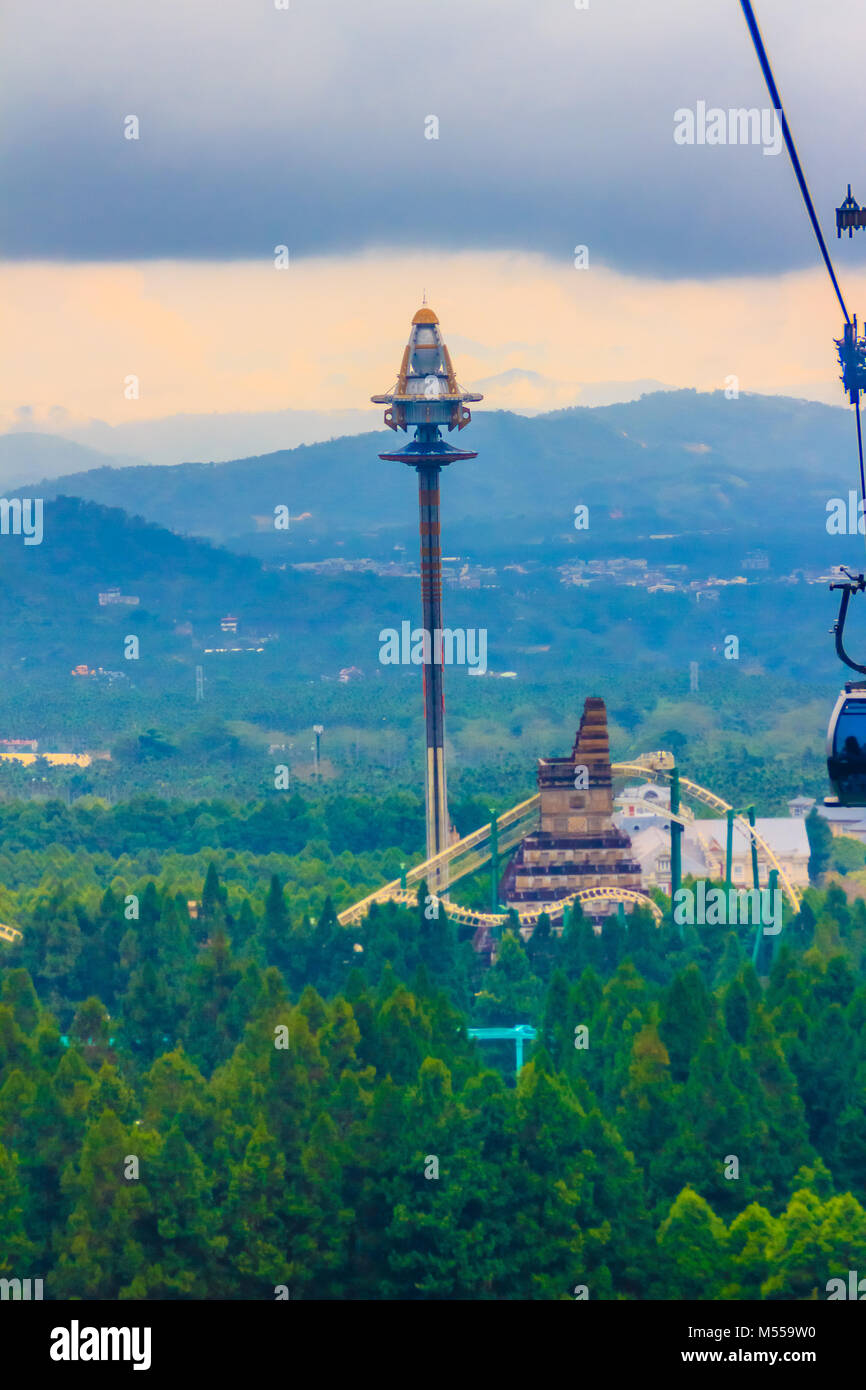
1, 0, 863, 277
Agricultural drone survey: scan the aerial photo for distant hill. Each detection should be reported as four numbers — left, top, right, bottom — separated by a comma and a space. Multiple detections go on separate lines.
19, 391, 856, 556
0, 433, 142, 490
2, 393, 860, 693
0, 494, 426, 678
0, 466, 851, 697
0, 494, 269, 661
37, 406, 374, 466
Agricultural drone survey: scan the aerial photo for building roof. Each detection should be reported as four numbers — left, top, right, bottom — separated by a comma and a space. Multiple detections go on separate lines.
628, 826, 705, 878
686, 817, 809, 857
617, 781, 670, 803
626, 817, 809, 873
818, 805, 866, 830
629, 825, 667, 858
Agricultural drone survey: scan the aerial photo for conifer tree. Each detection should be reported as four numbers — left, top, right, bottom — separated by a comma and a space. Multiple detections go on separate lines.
659, 964, 715, 1083
0, 969, 40, 1033
221, 1116, 288, 1295
0, 1141, 36, 1273
131, 1121, 226, 1298
53, 1108, 149, 1299
261, 874, 293, 976
654, 1188, 730, 1300
200, 861, 225, 928
726, 1202, 780, 1299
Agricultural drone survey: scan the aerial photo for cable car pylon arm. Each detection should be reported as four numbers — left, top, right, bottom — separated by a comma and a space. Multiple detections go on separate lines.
830, 569, 866, 675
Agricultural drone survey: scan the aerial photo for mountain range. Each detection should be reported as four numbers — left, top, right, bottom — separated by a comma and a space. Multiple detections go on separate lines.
0, 390, 860, 688
3, 390, 857, 566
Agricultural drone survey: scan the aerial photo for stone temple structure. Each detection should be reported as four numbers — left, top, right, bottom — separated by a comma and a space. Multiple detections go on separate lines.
501, 696, 641, 922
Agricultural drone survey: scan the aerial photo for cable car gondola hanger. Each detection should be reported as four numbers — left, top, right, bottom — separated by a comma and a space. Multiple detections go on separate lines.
739, 1, 866, 806
826, 569, 866, 805
836, 185, 866, 239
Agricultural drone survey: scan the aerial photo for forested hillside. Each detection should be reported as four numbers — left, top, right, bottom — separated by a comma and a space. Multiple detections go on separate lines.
2, 819, 865, 1299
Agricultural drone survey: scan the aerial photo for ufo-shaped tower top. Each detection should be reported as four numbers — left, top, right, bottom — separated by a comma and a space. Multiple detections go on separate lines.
372, 306, 483, 436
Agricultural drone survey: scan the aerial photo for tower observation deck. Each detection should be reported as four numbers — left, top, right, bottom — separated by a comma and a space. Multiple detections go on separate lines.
372, 307, 483, 889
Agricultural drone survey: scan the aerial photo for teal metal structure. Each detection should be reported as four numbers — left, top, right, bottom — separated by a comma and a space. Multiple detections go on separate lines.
746, 805, 760, 890
751, 866, 782, 971
468, 1023, 537, 1074
489, 813, 500, 913
670, 765, 682, 899
725, 808, 735, 894
768, 867, 782, 963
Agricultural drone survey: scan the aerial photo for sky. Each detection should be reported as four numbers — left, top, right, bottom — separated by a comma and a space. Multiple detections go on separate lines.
2, 0, 866, 444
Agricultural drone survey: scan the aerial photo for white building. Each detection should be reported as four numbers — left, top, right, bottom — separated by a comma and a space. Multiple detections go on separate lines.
98, 588, 139, 607
614, 783, 810, 894
788, 793, 866, 843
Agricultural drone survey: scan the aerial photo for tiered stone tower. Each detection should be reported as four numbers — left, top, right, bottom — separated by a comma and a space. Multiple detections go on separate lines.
501, 696, 641, 921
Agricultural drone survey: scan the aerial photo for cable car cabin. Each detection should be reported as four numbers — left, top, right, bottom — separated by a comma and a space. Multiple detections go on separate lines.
837, 187, 866, 238
827, 687, 866, 804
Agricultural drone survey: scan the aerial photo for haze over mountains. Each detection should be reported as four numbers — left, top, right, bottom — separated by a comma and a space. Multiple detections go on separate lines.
0, 433, 142, 491
0, 381, 672, 474
0, 406, 376, 478
9, 390, 856, 561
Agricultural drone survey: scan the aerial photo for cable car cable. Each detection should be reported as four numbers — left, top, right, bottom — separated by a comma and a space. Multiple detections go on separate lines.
738, 3, 866, 803
738, 0, 850, 324
857, 397, 866, 526
740, 1, 866, 555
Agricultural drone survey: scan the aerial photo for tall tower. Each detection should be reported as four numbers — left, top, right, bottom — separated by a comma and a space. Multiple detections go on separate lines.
372, 306, 483, 888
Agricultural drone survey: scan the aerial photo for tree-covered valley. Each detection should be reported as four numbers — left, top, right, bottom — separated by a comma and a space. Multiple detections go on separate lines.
1, 803, 866, 1299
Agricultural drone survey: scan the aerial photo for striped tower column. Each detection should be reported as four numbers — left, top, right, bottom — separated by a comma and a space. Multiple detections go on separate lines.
417, 464, 450, 892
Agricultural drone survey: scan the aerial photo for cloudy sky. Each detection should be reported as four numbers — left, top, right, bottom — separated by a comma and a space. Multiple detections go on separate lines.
2, 0, 865, 446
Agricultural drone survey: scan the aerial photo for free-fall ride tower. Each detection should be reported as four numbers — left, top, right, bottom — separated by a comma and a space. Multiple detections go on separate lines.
372, 306, 483, 890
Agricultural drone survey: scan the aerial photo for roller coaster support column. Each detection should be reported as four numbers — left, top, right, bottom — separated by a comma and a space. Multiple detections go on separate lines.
725, 809, 735, 895
769, 867, 782, 964
746, 805, 760, 890
670, 765, 682, 900
750, 913, 762, 970
489, 812, 500, 913
751, 866, 780, 972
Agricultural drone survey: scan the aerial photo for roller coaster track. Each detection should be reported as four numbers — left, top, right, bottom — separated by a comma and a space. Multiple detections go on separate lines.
0, 754, 800, 945
337, 750, 802, 929
338, 793, 540, 926
624, 795, 715, 860
383, 883, 663, 929
617, 758, 802, 913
